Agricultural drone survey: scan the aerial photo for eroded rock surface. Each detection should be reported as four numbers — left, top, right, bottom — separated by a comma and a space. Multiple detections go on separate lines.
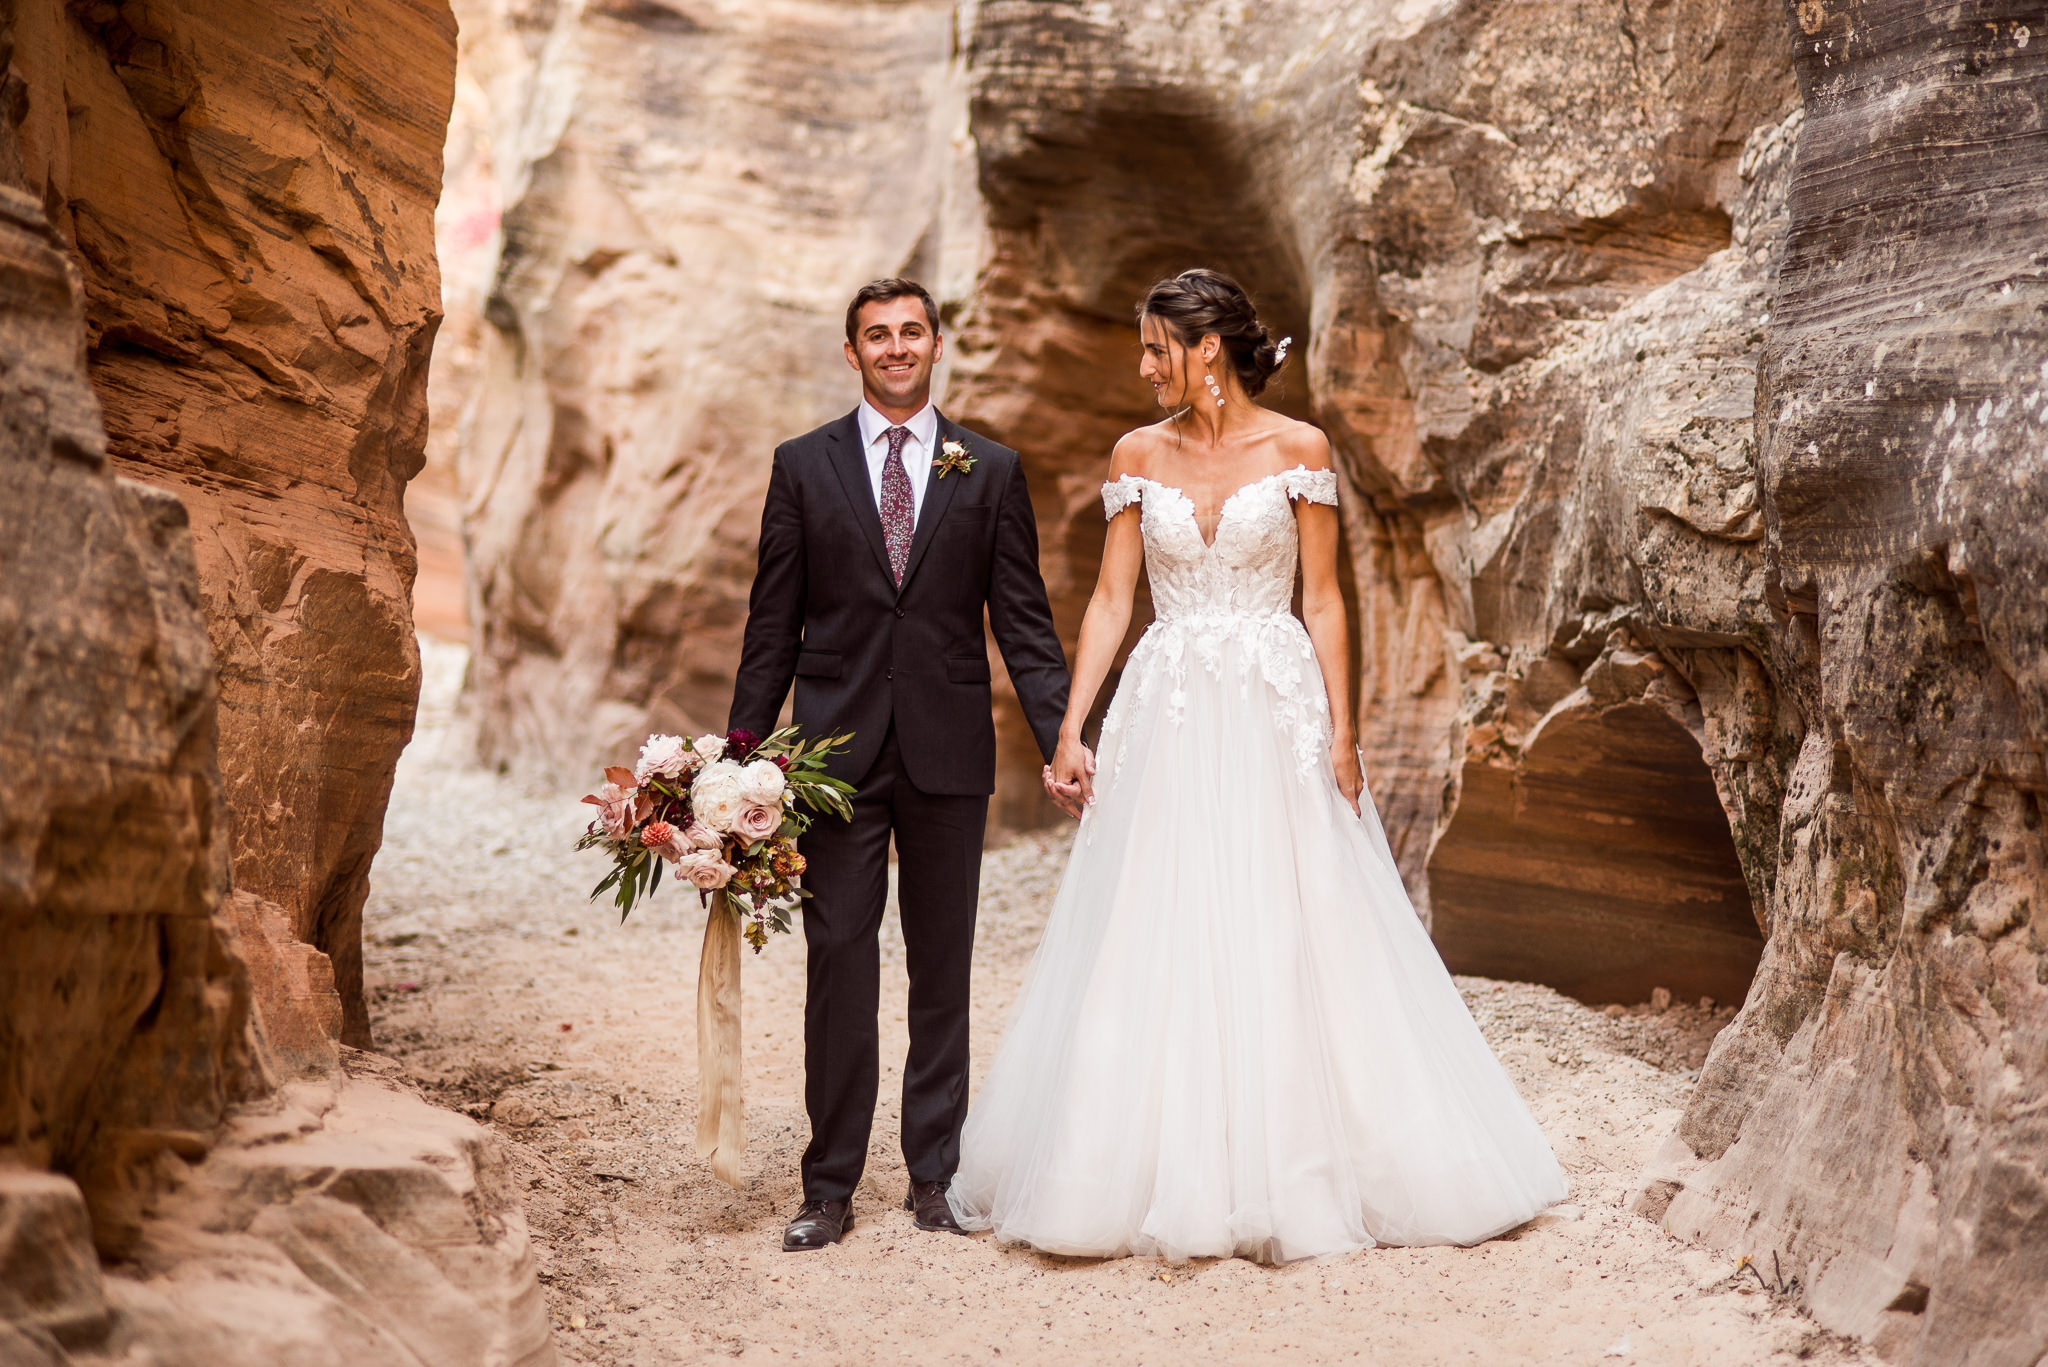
0, 179, 258, 1258
950, 0, 1796, 886
954, 3, 2047, 1358
100, 1064, 554, 1367
449, 0, 969, 786
0, 1070, 555, 1367
1635, 4, 2048, 1363
3, 11, 554, 1365
6, 0, 455, 1044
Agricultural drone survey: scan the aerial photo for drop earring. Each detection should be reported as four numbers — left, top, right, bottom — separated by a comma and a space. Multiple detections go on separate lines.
1204, 371, 1224, 407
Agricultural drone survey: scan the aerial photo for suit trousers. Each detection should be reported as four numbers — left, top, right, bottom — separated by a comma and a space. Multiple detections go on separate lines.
797, 724, 987, 1202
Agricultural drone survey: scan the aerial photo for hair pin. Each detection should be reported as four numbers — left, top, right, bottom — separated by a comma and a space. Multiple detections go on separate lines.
1274, 336, 1293, 364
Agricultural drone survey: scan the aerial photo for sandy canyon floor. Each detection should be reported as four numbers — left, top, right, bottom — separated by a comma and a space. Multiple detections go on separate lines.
361, 641, 1873, 1367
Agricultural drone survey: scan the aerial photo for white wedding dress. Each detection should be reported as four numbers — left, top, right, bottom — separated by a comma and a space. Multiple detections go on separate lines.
947, 465, 1566, 1262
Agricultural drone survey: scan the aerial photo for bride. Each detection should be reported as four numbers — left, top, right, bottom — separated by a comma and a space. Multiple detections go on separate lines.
946, 269, 1566, 1262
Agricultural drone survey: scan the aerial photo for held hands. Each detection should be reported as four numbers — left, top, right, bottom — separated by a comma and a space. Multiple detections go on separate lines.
1331, 738, 1364, 816
1043, 734, 1097, 820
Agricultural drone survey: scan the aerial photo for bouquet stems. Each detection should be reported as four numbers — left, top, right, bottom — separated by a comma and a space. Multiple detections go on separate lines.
695, 892, 745, 1188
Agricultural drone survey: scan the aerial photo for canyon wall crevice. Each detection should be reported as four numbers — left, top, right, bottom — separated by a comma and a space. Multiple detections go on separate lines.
0, 163, 551, 1367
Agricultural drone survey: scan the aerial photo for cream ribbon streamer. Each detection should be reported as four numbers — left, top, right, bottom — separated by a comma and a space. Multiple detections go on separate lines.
694, 895, 745, 1188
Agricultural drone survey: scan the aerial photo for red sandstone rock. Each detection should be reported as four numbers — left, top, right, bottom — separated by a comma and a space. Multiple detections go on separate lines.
6, 0, 456, 1045
446, 0, 967, 792
949, 0, 1795, 871
0, 1171, 111, 1351
3, 13, 554, 1364
0, 179, 260, 1254
1632, 3, 2048, 1361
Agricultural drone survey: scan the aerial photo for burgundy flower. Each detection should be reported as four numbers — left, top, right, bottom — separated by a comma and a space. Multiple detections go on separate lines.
771, 753, 790, 772
725, 728, 760, 761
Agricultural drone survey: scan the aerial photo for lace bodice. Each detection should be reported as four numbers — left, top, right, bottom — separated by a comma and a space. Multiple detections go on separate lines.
1093, 465, 1341, 782
1100, 465, 1338, 621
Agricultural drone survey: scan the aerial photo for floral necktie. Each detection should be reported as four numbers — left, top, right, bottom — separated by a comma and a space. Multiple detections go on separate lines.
880, 426, 914, 585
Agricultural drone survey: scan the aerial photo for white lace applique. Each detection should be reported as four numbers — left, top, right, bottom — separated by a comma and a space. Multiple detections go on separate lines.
1089, 465, 1338, 788
1283, 466, 1340, 507
1101, 475, 1144, 521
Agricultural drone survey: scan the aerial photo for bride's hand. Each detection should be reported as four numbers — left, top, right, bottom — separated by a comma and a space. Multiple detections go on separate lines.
1331, 740, 1363, 816
1045, 735, 1096, 820
1042, 764, 1077, 819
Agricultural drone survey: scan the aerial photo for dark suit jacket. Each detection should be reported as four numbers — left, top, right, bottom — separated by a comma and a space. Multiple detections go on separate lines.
727, 408, 1070, 795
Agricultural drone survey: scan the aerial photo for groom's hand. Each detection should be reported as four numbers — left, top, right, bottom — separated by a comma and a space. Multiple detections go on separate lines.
1045, 736, 1097, 819
1043, 765, 1082, 819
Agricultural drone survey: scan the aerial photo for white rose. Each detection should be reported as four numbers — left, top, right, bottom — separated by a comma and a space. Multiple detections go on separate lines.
691, 759, 750, 831
737, 758, 787, 807
634, 733, 694, 784
692, 733, 727, 765
674, 849, 735, 890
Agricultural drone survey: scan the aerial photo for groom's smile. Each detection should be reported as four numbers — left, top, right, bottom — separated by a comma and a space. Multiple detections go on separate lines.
845, 294, 943, 420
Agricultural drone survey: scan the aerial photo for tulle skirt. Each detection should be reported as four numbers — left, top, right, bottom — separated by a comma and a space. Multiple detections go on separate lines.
949, 617, 1566, 1262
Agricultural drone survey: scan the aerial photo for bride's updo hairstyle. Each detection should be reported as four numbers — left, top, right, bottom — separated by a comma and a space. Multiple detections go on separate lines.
1137, 268, 1286, 398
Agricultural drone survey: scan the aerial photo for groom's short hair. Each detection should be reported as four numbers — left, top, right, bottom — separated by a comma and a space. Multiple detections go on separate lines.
845, 278, 940, 344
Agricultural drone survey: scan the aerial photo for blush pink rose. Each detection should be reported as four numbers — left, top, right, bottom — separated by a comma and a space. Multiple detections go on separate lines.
634, 734, 696, 785
732, 803, 780, 844
683, 819, 722, 850
581, 781, 640, 838
675, 850, 735, 890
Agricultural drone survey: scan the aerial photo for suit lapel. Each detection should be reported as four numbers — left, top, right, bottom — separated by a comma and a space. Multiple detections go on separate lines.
822, 409, 894, 584
895, 412, 965, 598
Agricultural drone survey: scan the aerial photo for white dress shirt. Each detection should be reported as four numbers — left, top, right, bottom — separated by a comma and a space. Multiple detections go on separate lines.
856, 398, 938, 526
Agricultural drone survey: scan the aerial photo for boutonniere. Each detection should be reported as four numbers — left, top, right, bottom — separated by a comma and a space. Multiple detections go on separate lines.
932, 438, 976, 479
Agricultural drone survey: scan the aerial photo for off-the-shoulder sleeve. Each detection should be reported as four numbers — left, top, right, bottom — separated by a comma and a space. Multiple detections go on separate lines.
1102, 475, 1144, 521
1282, 466, 1339, 507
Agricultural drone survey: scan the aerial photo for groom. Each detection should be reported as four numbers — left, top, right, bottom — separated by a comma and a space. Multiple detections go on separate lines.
728, 279, 1072, 1251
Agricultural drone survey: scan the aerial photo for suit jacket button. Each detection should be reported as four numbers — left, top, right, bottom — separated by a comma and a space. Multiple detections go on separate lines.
894, 607, 905, 618
886, 668, 895, 680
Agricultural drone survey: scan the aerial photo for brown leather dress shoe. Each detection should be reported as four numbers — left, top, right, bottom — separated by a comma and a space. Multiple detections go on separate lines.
905, 1179, 966, 1234
782, 1199, 852, 1251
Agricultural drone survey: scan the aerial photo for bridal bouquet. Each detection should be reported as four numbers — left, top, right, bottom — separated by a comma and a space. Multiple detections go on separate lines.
574, 725, 853, 1190
576, 725, 853, 949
